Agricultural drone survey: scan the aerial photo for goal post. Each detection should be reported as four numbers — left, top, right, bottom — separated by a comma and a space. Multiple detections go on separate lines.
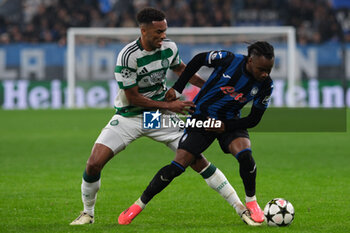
66, 26, 297, 108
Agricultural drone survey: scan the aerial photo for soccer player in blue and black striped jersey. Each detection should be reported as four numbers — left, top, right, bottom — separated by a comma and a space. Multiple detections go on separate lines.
119, 41, 275, 225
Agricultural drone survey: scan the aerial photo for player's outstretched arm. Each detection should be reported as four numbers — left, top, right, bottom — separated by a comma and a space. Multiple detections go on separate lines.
172, 53, 207, 94
124, 86, 195, 114
224, 106, 266, 131
172, 61, 205, 89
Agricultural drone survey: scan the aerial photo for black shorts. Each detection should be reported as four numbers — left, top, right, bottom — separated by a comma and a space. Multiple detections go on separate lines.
178, 129, 249, 156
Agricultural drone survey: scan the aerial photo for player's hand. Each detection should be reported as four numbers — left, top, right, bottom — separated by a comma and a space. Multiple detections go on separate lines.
167, 100, 195, 114
165, 88, 178, 101
205, 117, 225, 133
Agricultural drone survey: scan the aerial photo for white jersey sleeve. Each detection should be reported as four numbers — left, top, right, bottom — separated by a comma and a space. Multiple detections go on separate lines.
114, 41, 138, 89
167, 39, 181, 69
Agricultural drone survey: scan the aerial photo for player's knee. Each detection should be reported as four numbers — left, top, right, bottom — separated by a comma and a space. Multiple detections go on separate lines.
160, 161, 185, 181
190, 155, 209, 173
235, 149, 256, 169
86, 160, 103, 176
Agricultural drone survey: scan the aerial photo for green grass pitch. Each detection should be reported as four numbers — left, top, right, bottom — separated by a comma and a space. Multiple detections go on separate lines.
0, 108, 349, 233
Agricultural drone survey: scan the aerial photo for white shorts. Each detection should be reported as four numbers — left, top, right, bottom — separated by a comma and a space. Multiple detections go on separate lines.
95, 110, 184, 154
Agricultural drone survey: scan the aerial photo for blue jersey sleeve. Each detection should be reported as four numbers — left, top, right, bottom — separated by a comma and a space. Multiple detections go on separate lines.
205, 50, 233, 67
253, 79, 274, 109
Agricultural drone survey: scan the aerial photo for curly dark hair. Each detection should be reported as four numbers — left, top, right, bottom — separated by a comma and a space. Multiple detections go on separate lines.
248, 41, 274, 59
136, 7, 166, 25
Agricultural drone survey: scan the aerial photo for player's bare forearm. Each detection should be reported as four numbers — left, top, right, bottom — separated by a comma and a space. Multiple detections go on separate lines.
172, 61, 186, 76
125, 86, 168, 109
125, 86, 195, 114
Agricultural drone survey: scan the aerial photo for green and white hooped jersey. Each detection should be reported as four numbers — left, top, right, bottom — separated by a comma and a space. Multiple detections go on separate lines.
114, 38, 181, 116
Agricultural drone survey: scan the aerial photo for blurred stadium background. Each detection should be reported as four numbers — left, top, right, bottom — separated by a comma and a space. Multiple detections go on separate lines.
0, 0, 350, 109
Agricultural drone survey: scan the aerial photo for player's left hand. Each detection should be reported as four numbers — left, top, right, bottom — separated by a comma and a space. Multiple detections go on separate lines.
204, 117, 225, 133
165, 88, 179, 101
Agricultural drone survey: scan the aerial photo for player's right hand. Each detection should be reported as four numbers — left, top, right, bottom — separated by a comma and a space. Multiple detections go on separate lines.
167, 100, 195, 114
165, 88, 178, 101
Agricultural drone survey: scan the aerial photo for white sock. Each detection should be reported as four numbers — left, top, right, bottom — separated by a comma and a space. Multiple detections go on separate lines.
202, 164, 245, 216
81, 178, 101, 216
245, 195, 256, 203
134, 198, 146, 209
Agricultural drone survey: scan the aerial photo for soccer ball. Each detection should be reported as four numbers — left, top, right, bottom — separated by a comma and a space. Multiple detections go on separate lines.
264, 198, 295, 226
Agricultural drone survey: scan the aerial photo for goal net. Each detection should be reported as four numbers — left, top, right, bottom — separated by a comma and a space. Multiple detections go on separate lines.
66, 26, 297, 108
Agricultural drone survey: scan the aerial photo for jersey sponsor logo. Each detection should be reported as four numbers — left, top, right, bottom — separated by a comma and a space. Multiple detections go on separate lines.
143, 110, 161, 129
121, 68, 132, 79
220, 86, 247, 102
150, 70, 165, 82
142, 70, 166, 84
222, 73, 231, 79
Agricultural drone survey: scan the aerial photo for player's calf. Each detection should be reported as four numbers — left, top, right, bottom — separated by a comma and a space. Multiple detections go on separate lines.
140, 161, 185, 204
118, 161, 185, 225
235, 149, 256, 197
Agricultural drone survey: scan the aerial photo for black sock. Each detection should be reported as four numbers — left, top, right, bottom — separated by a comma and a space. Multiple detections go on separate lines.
141, 161, 185, 204
235, 149, 256, 197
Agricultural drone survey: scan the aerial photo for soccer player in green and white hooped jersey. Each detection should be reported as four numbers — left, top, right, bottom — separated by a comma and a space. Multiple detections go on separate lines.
70, 7, 258, 226
113, 37, 180, 116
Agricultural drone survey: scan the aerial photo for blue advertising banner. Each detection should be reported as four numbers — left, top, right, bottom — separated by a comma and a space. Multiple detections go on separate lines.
0, 42, 349, 81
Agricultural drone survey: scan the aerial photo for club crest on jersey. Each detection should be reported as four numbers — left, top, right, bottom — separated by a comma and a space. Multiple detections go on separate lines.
110, 119, 119, 126
220, 86, 247, 103
161, 58, 169, 68
250, 87, 259, 96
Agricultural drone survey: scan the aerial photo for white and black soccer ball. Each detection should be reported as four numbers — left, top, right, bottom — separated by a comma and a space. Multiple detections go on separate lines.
264, 198, 295, 226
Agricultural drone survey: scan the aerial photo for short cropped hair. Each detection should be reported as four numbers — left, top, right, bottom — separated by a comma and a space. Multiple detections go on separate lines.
136, 7, 166, 25
248, 41, 275, 60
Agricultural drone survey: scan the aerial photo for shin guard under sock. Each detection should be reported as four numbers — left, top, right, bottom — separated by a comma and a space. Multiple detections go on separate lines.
235, 149, 256, 197
141, 161, 185, 204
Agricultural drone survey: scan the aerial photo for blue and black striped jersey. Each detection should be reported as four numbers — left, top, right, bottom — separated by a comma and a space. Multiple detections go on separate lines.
191, 50, 273, 121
